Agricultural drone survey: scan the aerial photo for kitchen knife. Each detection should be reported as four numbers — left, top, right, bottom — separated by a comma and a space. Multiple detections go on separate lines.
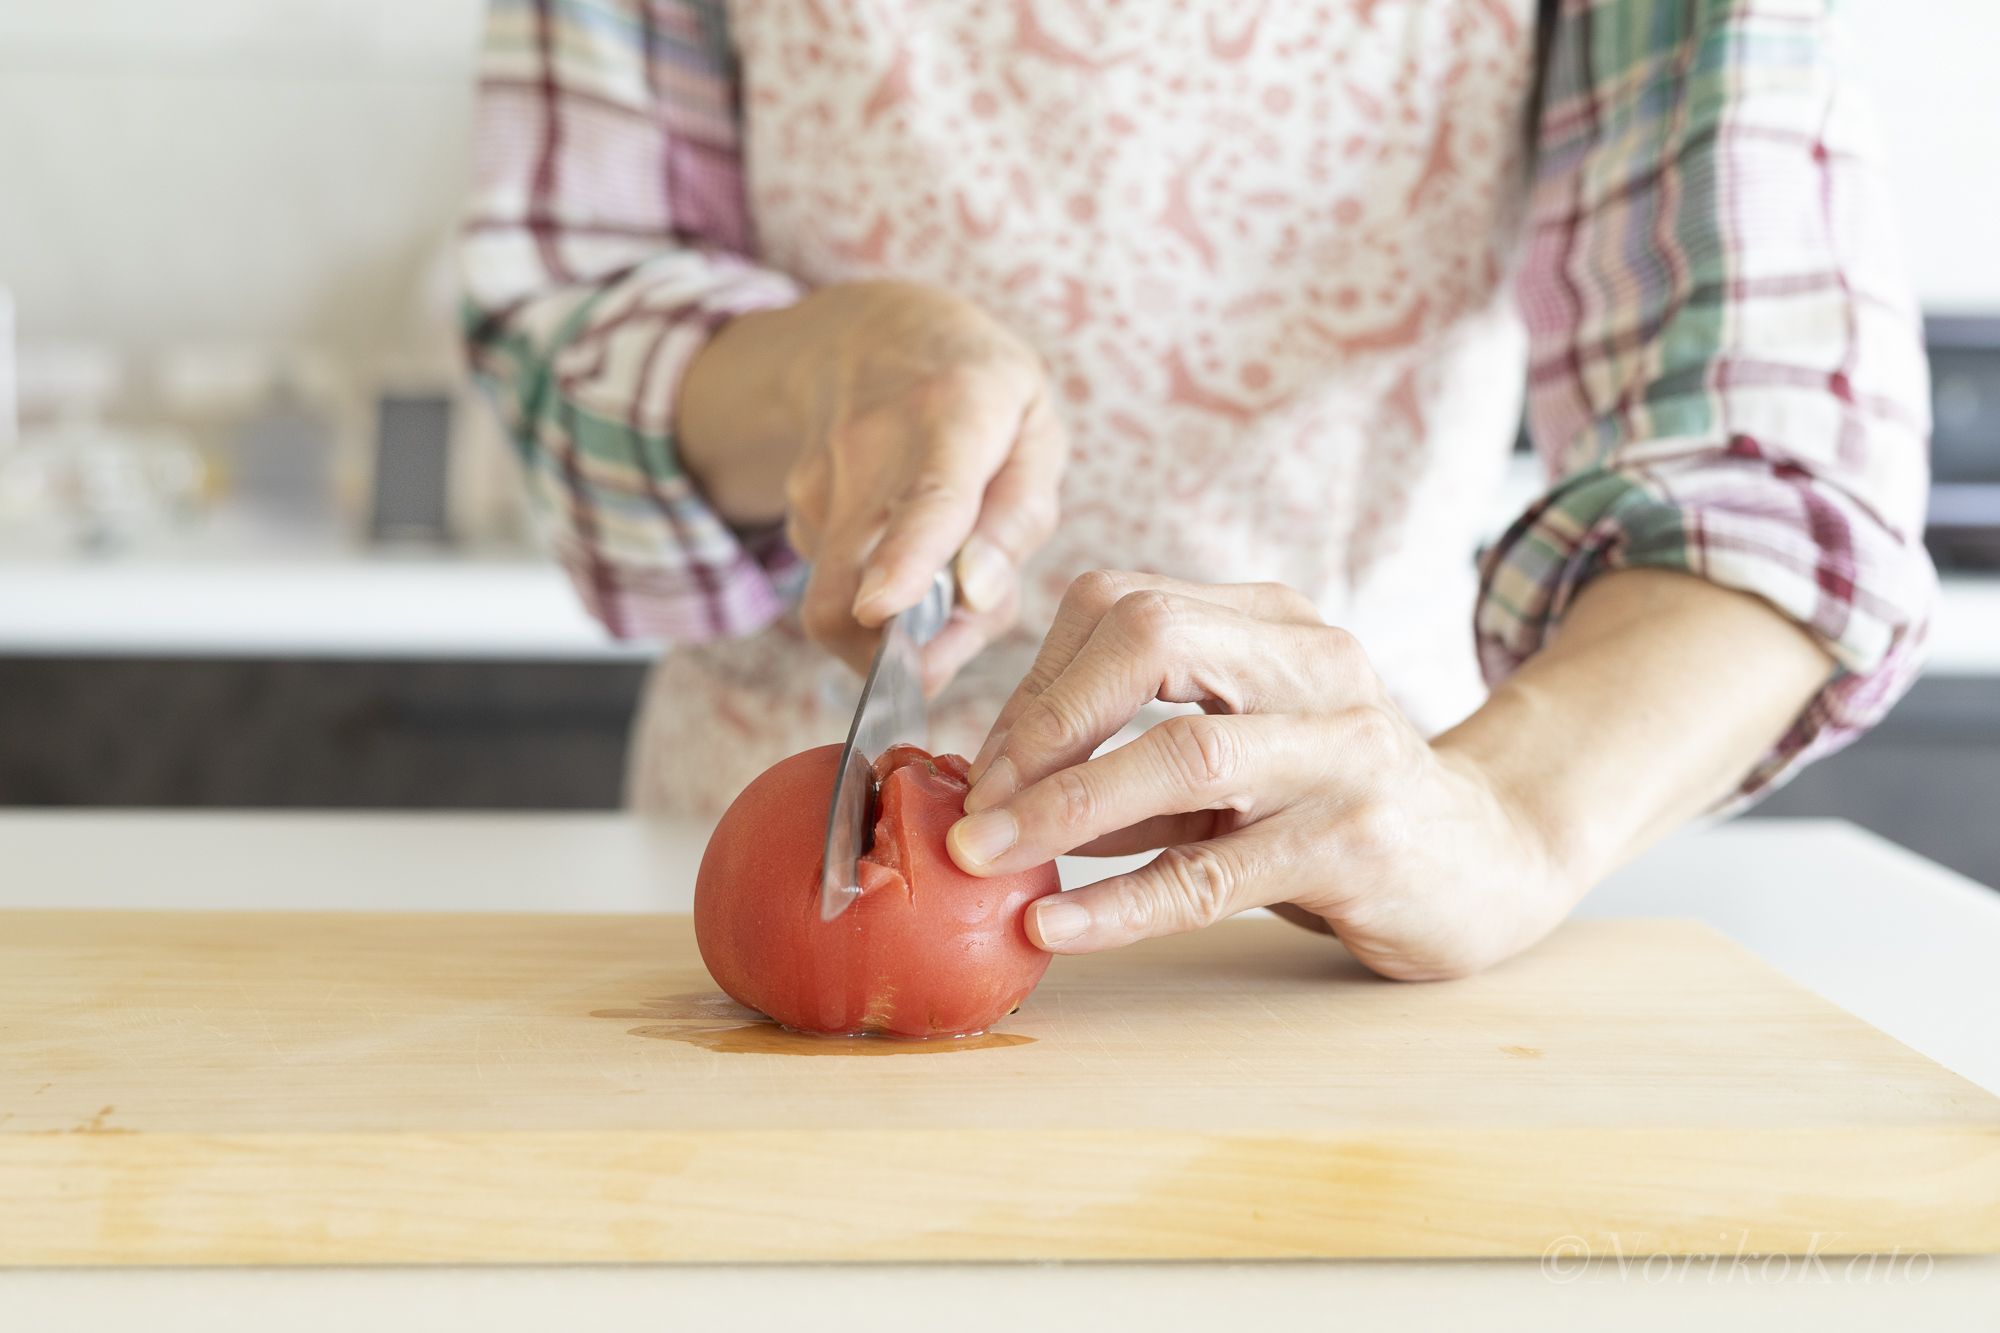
819, 566, 957, 921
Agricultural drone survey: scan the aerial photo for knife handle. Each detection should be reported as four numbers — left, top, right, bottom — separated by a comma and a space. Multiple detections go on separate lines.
900, 567, 957, 648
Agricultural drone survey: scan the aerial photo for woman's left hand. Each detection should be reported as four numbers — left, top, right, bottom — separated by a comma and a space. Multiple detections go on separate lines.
943, 571, 1573, 981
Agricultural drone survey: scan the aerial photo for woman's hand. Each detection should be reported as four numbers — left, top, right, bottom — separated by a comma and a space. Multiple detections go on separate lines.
941, 572, 1565, 980
678, 281, 1066, 694
944, 568, 1834, 981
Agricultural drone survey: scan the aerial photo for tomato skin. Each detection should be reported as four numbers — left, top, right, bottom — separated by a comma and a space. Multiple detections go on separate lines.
694, 743, 1061, 1038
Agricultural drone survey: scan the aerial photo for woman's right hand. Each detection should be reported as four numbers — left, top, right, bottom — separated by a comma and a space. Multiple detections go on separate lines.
677, 280, 1067, 695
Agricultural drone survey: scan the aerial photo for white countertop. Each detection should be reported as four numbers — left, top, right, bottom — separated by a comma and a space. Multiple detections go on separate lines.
0, 556, 1993, 672
2, 812, 1995, 1331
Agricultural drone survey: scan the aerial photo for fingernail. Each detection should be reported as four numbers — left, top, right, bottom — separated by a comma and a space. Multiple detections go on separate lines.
950, 809, 1018, 867
963, 755, 1017, 813
956, 536, 1012, 613
852, 567, 889, 617
1035, 898, 1090, 946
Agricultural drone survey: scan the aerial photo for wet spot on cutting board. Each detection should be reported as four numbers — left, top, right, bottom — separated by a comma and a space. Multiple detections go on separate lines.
593, 991, 1034, 1056
633, 1024, 1036, 1056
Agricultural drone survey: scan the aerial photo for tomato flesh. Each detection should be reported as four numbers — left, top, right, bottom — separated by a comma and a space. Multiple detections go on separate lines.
694, 743, 1061, 1038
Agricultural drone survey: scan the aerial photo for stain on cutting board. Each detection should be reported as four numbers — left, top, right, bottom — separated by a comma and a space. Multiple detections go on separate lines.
592, 991, 1035, 1056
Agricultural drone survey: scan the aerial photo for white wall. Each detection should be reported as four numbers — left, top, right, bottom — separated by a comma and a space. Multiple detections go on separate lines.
1851, 0, 2000, 314
0, 0, 484, 375
0, 0, 510, 539
0, 0, 1993, 366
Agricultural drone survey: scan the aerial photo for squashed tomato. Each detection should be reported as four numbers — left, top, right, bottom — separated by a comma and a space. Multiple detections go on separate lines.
694, 742, 1061, 1038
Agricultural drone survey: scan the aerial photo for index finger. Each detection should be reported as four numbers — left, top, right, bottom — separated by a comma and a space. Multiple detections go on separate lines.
947, 711, 1312, 877
968, 575, 1327, 784
849, 371, 1036, 629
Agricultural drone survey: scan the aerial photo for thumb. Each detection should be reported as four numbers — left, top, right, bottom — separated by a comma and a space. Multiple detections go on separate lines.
1025, 835, 1264, 954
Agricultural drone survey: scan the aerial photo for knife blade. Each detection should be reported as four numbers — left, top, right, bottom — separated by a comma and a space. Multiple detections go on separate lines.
819, 567, 957, 921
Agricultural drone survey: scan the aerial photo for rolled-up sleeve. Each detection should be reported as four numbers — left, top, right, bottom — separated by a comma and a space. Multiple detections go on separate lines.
1478, 0, 1937, 803
461, 0, 803, 642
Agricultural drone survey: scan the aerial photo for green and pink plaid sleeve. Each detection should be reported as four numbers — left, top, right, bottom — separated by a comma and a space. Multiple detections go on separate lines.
460, 0, 803, 641
1480, 0, 1936, 801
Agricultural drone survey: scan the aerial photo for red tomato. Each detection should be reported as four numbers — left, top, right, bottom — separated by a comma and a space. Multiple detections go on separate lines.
694, 742, 1062, 1038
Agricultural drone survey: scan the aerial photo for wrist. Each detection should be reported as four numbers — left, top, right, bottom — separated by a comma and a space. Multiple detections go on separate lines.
1432, 569, 1835, 916
1430, 689, 1601, 908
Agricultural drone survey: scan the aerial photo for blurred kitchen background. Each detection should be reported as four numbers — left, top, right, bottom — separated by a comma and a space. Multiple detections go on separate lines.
1, 1, 1997, 886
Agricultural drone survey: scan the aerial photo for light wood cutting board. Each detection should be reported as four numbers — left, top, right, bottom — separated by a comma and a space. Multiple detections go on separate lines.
3, 911, 1996, 1264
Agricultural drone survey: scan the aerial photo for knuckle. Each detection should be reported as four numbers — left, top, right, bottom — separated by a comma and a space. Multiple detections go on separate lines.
1317, 624, 1364, 662
1337, 799, 1409, 862
1157, 714, 1240, 793
896, 470, 968, 514
1015, 692, 1091, 755
1259, 582, 1323, 624
1307, 625, 1368, 683
914, 364, 1012, 424
1335, 704, 1401, 763
1110, 588, 1186, 653
1336, 700, 1400, 752
1011, 659, 1063, 709
1043, 765, 1101, 835
1063, 569, 1135, 619
1132, 845, 1237, 935
927, 362, 990, 398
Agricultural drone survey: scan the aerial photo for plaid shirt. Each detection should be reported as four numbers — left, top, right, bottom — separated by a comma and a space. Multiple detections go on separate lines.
462, 0, 1935, 801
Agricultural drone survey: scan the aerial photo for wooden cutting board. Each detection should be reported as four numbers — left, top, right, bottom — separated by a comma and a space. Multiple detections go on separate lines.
3, 910, 1996, 1264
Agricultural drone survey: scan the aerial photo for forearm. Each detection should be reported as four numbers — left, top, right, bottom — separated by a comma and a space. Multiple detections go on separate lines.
1437, 568, 1835, 905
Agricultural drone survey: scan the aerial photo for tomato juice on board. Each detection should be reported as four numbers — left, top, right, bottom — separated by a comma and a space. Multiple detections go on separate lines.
636, 1022, 1037, 1056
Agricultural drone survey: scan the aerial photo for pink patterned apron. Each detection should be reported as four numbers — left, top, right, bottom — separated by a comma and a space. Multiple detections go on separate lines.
631, 0, 1535, 817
